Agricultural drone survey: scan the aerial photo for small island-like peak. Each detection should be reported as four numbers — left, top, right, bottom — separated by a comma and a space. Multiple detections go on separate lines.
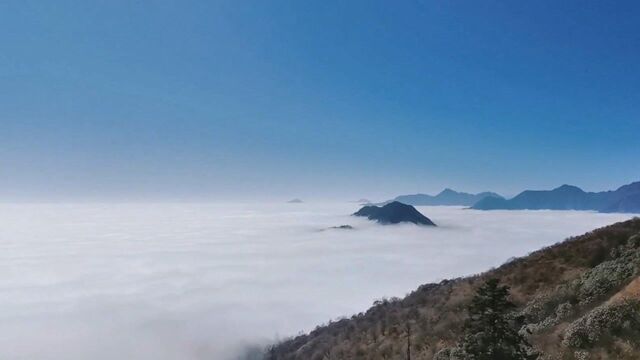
353, 201, 436, 226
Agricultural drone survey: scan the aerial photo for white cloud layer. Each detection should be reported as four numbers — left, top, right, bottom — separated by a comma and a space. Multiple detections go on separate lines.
0, 203, 633, 359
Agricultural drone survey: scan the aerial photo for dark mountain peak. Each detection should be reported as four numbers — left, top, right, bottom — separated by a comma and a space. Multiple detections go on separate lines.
389, 189, 503, 206
477, 191, 502, 198
615, 181, 640, 194
472, 196, 511, 210
438, 188, 458, 196
383, 201, 415, 211
553, 184, 585, 193
473, 180, 640, 213
353, 201, 436, 226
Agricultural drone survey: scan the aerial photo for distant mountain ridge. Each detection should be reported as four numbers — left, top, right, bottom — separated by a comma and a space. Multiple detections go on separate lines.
384, 188, 503, 206
472, 181, 640, 213
353, 201, 436, 226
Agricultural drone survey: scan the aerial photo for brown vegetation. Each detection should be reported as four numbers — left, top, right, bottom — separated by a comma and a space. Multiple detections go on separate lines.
267, 218, 640, 359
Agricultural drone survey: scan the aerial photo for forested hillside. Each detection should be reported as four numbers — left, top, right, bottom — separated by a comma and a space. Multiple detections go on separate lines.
267, 218, 640, 359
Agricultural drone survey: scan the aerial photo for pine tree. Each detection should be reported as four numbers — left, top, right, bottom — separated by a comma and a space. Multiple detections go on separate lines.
406, 322, 411, 360
267, 345, 277, 360
460, 278, 536, 360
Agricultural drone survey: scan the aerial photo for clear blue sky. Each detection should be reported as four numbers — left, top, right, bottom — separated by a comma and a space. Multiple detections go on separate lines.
1, 1, 639, 201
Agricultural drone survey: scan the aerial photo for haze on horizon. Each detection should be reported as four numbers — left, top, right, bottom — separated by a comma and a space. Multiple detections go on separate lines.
1, 1, 639, 201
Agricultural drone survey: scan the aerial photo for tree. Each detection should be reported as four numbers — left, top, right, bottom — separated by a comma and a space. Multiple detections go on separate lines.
266, 345, 277, 360
460, 278, 536, 360
406, 322, 412, 360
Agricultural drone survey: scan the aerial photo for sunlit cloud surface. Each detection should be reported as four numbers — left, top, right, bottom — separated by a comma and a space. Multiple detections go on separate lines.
0, 203, 632, 359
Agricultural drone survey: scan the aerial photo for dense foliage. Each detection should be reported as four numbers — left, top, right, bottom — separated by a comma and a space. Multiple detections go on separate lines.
459, 279, 535, 360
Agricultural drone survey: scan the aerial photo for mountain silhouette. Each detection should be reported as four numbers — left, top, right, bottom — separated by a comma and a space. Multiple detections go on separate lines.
353, 201, 436, 225
472, 181, 640, 213
386, 189, 502, 206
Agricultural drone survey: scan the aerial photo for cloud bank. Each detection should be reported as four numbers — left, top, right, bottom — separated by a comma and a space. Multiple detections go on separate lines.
0, 203, 632, 359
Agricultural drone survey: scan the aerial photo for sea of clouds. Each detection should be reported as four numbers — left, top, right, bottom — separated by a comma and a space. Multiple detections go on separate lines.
0, 203, 633, 359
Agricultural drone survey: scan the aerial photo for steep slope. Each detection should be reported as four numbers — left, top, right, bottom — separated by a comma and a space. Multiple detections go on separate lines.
354, 201, 436, 226
268, 218, 640, 360
389, 189, 503, 206
472, 181, 640, 213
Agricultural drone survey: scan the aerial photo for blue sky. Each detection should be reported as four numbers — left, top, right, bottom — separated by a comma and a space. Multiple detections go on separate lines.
1, 1, 639, 201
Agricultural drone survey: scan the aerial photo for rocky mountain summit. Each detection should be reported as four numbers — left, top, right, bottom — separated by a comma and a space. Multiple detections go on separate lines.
353, 201, 436, 226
